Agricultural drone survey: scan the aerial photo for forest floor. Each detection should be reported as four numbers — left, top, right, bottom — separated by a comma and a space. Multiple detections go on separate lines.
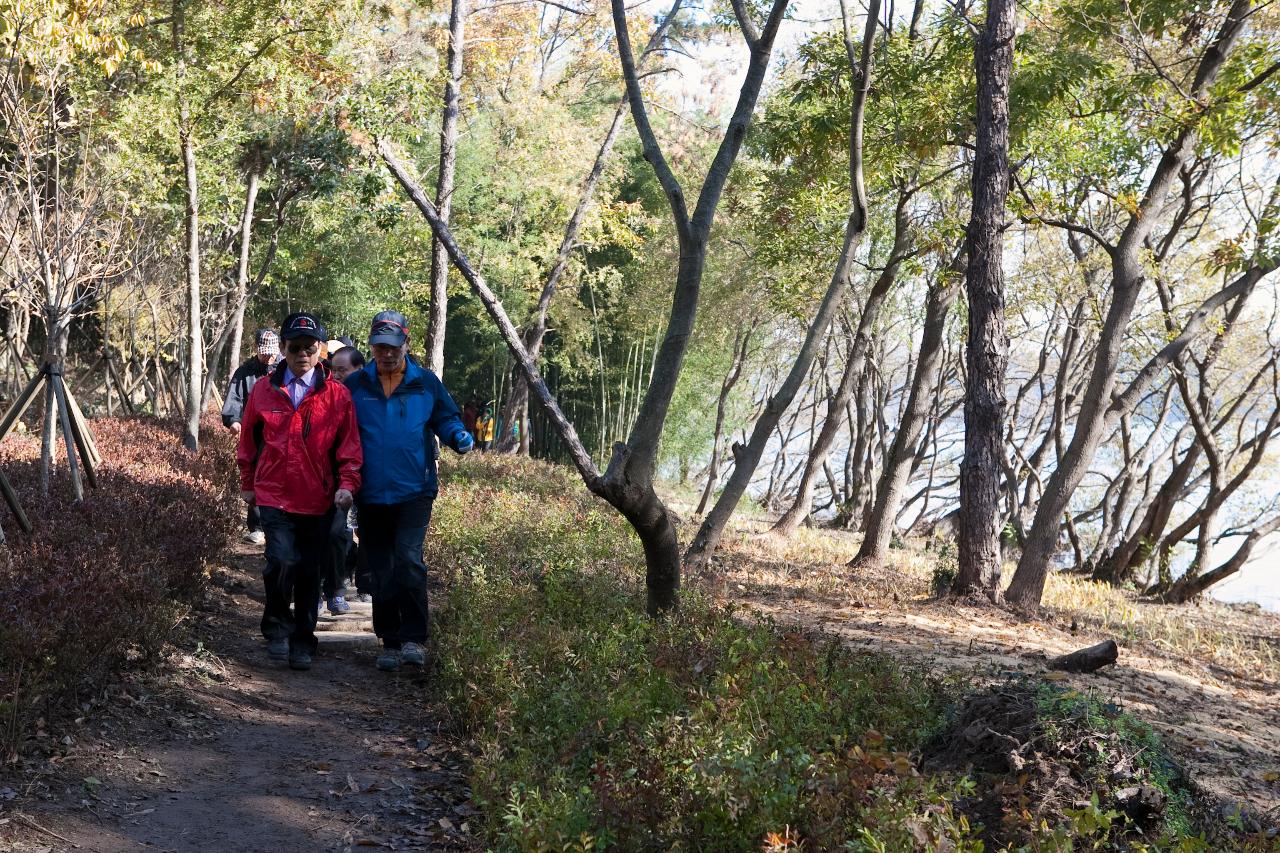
4, 497, 1278, 850
703, 517, 1280, 825
0, 542, 475, 853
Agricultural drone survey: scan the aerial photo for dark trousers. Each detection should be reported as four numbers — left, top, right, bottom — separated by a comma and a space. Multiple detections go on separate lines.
322, 509, 352, 599
246, 499, 262, 533
358, 494, 433, 649
259, 506, 333, 653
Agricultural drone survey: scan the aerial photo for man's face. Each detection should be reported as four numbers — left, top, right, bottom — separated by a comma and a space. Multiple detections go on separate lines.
282, 337, 323, 376
371, 341, 408, 374
330, 351, 357, 382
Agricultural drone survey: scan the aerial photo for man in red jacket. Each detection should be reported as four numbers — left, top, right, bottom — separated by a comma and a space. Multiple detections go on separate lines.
237, 312, 363, 671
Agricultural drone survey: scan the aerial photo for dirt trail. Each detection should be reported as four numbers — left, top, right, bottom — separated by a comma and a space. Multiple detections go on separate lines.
1, 543, 473, 853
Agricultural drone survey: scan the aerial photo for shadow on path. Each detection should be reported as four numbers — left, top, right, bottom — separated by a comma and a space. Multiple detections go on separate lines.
1, 543, 473, 852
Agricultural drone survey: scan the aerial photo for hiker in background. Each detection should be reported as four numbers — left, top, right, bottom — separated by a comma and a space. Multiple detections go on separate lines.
461, 397, 479, 443
475, 403, 495, 452
329, 346, 365, 383
322, 345, 368, 612
223, 329, 279, 545
346, 310, 473, 672
238, 312, 363, 671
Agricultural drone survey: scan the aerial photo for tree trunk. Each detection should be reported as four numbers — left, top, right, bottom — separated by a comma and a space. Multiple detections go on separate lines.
695, 324, 752, 517
39, 309, 70, 498
425, 0, 467, 376
853, 255, 961, 566
226, 166, 261, 385
685, 0, 878, 567
180, 125, 202, 452
1163, 514, 1280, 603
174, 0, 202, 452
952, 0, 1014, 602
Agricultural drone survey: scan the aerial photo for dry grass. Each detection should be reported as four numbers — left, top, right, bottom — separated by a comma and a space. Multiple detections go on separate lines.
1041, 573, 1280, 684
696, 520, 1280, 684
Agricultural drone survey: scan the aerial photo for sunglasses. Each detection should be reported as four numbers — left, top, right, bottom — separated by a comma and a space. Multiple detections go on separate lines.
286, 341, 320, 355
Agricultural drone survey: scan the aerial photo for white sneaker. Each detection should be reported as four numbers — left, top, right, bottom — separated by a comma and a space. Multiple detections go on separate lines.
243, 530, 265, 545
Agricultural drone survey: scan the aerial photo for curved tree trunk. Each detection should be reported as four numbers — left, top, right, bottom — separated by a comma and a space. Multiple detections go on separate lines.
952, 0, 1014, 602
695, 324, 753, 516
379, 0, 790, 614
1164, 513, 1280, 603
494, 7, 679, 453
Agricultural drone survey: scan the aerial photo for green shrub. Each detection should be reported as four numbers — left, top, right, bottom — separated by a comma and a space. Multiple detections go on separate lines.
429, 456, 977, 851
428, 455, 1258, 851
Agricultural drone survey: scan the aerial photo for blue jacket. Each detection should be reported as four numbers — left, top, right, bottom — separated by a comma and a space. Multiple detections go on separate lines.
345, 360, 471, 503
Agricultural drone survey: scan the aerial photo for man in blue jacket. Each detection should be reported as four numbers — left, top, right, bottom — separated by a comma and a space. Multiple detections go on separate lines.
346, 310, 473, 672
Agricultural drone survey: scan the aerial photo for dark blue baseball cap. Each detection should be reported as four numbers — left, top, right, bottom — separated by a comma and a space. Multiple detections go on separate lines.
368, 310, 409, 347
280, 312, 327, 342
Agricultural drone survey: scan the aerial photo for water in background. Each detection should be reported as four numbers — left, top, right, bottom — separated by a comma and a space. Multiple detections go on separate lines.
1210, 533, 1280, 612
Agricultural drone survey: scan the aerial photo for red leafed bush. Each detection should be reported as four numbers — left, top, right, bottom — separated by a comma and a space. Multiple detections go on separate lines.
0, 415, 238, 759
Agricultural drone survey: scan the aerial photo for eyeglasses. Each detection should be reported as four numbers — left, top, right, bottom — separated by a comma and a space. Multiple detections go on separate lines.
286, 341, 320, 355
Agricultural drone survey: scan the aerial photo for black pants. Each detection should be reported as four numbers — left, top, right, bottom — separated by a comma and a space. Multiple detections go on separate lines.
259, 506, 333, 653
358, 494, 433, 649
322, 509, 352, 600
246, 499, 262, 533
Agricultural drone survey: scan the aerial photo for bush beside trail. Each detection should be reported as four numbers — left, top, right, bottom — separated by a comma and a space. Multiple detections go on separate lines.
428, 455, 1269, 852
0, 416, 238, 760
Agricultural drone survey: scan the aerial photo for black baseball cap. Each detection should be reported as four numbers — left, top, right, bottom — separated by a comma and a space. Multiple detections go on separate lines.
280, 312, 327, 342
368, 310, 409, 347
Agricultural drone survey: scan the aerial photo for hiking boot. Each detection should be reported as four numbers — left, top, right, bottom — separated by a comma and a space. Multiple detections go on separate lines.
289, 647, 313, 671
376, 648, 402, 672
327, 595, 350, 615
243, 530, 266, 545
267, 638, 288, 661
400, 642, 426, 667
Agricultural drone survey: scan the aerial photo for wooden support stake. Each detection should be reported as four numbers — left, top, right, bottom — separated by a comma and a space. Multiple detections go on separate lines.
0, 467, 32, 533
51, 370, 85, 502
62, 380, 101, 468
60, 379, 98, 490
105, 351, 136, 415
0, 371, 47, 445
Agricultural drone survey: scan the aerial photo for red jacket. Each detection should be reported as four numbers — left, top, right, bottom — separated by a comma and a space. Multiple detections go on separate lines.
237, 363, 362, 516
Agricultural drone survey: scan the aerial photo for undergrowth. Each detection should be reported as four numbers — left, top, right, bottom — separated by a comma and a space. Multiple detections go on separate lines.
0, 416, 237, 761
428, 455, 1265, 851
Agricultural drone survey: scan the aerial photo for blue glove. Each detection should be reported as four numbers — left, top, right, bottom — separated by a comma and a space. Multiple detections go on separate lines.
456, 432, 474, 454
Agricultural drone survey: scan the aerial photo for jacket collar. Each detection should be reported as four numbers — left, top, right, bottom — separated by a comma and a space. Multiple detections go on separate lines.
271, 360, 330, 393
359, 358, 426, 395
